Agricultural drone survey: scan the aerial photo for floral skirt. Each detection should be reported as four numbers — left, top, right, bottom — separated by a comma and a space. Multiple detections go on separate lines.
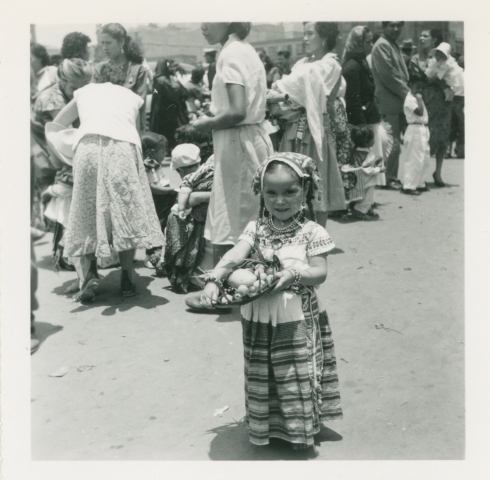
241, 287, 342, 446
64, 135, 165, 257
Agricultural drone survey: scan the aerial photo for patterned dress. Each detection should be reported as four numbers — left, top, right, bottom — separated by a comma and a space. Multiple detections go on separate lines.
239, 218, 343, 447
64, 135, 164, 258
162, 162, 214, 293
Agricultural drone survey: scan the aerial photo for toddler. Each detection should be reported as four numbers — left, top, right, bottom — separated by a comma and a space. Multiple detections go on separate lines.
342, 125, 385, 220
141, 132, 176, 268
399, 82, 431, 195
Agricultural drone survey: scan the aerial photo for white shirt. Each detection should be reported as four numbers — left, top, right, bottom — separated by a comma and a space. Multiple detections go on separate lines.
210, 34, 267, 125
404, 92, 428, 125
73, 83, 143, 150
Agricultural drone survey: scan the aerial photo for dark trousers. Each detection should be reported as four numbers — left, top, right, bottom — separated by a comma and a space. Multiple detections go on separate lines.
450, 96, 465, 158
383, 113, 407, 182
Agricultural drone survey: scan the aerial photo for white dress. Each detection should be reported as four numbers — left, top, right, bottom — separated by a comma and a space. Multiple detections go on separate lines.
204, 34, 273, 245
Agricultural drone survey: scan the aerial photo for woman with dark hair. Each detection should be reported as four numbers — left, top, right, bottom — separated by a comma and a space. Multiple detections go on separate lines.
61, 32, 91, 60
51, 64, 164, 301
192, 23, 273, 266
272, 22, 346, 226
149, 58, 189, 149
259, 50, 275, 88
94, 23, 149, 131
409, 28, 451, 186
342, 26, 391, 207
30, 43, 58, 97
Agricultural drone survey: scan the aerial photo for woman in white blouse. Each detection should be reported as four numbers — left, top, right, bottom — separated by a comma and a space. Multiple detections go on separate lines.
52, 77, 164, 301
193, 23, 273, 265
273, 22, 346, 226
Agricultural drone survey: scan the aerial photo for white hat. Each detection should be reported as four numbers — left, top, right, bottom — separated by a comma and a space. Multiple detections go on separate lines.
204, 48, 217, 54
45, 122, 77, 166
435, 42, 451, 59
171, 144, 201, 170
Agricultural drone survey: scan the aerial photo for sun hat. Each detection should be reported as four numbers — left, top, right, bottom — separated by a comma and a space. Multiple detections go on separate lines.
45, 122, 77, 166
435, 42, 452, 59
171, 143, 201, 170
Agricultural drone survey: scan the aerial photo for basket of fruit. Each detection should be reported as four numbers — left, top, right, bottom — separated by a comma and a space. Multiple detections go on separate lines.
204, 256, 283, 308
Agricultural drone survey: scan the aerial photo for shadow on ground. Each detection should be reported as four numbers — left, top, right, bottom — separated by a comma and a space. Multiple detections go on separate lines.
206, 418, 342, 461
65, 270, 169, 316
33, 321, 63, 349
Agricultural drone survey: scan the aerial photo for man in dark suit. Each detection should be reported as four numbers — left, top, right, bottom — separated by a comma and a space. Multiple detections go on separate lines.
372, 22, 410, 190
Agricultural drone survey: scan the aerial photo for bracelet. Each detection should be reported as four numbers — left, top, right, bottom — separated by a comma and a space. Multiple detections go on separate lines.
288, 268, 302, 286
203, 275, 223, 290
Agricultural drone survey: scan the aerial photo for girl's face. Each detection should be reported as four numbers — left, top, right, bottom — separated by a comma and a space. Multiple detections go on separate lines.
177, 163, 199, 179
303, 22, 324, 56
263, 165, 304, 223
201, 23, 230, 46
153, 144, 167, 164
434, 50, 447, 62
100, 33, 123, 60
363, 31, 374, 56
60, 76, 89, 100
419, 30, 435, 51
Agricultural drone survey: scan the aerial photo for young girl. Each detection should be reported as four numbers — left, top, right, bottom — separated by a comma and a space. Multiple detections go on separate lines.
141, 132, 176, 268
398, 82, 431, 195
161, 144, 214, 293
342, 125, 386, 221
200, 152, 342, 454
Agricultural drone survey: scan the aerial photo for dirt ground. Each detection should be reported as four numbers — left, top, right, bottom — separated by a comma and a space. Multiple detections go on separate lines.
31, 158, 464, 461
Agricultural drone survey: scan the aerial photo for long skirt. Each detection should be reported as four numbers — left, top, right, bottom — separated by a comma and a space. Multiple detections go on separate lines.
64, 134, 165, 258
399, 125, 431, 190
204, 124, 273, 245
423, 84, 452, 158
280, 114, 346, 212
241, 287, 342, 446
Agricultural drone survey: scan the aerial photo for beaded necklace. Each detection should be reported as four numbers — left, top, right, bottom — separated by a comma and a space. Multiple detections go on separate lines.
267, 210, 305, 235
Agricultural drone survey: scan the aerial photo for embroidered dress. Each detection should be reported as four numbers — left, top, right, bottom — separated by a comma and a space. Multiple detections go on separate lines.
239, 218, 342, 447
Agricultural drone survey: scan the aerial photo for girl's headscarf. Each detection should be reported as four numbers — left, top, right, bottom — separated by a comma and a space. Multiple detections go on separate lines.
252, 152, 320, 199
343, 26, 367, 60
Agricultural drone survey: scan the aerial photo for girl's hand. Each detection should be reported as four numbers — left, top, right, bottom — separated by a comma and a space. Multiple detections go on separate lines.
200, 282, 220, 307
177, 210, 187, 220
272, 269, 295, 292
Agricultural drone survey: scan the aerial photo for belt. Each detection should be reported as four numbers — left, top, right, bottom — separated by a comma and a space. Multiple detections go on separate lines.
409, 122, 428, 126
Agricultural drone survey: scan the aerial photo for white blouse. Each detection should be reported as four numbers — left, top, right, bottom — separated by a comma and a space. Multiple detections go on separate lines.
210, 34, 267, 126
73, 83, 144, 150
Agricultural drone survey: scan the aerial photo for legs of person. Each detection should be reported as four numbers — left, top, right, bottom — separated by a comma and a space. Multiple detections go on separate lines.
354, 186, 375, 214
119, 249, 136, 281
315, 211, 329, 228
417, 133, 432, 189
383, 114, 402, 184
401, 127, 420, 191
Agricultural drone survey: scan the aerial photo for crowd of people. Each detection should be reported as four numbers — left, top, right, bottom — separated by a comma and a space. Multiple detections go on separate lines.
30, 21, 464, 456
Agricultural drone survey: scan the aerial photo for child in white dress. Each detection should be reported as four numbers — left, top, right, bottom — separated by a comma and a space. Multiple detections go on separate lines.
200, 152, 342, 455
399, 82, 431, 195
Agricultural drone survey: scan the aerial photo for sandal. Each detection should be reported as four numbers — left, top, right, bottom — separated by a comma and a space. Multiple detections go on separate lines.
351, 209, 380, 221
121, 270, 137, 297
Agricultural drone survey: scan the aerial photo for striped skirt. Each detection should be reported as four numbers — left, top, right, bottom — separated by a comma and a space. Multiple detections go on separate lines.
241, 287, 342, 446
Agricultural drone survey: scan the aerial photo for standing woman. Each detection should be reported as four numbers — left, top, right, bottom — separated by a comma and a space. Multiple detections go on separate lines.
193, 23, 273, 264
95, 23, 149, 132
52, 70, 165, 300
273, 22, 346, 226
149, 59, 190, 149
342, 26, 389, 194
409, 28, 451, 186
